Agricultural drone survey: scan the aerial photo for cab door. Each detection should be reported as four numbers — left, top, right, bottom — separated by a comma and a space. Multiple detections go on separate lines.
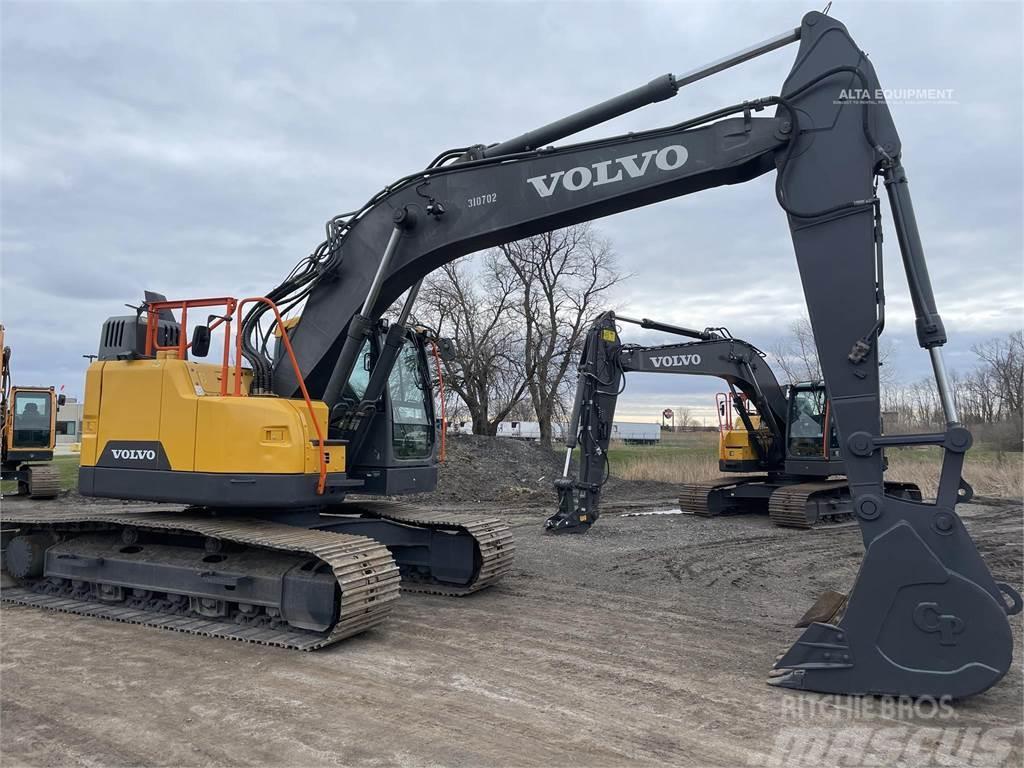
784, 384, 842, 476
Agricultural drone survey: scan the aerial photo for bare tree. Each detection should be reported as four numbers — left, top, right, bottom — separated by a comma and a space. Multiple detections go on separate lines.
770, 314, 896, 389
416, 257, 530, 435
674, 406, 695, 429
770, 316, 821, 384
877, 332, 1022, 449
973, 332, 1024, 421
500, 223, 623, 448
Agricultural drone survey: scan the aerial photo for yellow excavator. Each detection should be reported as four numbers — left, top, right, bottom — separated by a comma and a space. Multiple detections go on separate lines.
1, 325, 64, 498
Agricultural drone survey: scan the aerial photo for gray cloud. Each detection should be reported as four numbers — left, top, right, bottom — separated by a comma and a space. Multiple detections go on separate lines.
2, 1, 1020, 424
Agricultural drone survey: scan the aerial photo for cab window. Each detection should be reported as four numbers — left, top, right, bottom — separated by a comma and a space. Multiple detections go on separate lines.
345, 340, 371, 402
788, 387, 826, 458
387, 339, 433, 460
12, 392, 52, 448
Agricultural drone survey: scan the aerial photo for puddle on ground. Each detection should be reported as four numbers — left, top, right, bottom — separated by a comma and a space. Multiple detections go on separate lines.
621, 508, 688, 517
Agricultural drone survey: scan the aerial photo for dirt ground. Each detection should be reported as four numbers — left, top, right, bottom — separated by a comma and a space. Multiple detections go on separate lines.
1, 496, 1021, 767
412, 433, 681, 504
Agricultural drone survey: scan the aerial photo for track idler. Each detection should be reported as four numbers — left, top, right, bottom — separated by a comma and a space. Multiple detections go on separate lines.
770, 494, 1021, 698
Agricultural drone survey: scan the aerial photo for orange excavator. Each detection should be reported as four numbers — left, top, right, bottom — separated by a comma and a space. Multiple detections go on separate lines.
1, 325, 64, 498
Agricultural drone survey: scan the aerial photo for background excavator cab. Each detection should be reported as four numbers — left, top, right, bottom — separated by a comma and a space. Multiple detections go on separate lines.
5, 388, 57, 460
717, 382, 840, 475
784, 382, 839, 464
1, 324, 63, 498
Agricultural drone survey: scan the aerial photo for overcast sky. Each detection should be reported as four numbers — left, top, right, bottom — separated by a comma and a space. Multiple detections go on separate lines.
2, 1, 1021, 424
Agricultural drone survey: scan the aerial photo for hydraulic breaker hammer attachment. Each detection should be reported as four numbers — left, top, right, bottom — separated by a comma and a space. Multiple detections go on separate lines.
545, 312, 622, 535
547, 477, 594, 534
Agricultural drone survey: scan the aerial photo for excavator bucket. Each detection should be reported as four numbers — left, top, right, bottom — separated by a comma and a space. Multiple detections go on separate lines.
770, 502, 1022, 698
794, 589, 847, 628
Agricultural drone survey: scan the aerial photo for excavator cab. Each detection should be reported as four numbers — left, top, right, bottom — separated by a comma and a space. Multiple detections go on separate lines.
1, 323, 63, 497
332, 328, 438, 484
783, 382, 839, 466
6, 388, 57, 458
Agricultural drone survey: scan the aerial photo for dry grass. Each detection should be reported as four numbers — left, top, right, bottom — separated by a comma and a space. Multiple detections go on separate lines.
611, 435, 1024, 501
886, 452, 1023, 501
616, 454, 725, 484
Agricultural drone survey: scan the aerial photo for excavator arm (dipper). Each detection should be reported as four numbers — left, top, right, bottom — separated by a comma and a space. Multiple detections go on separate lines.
239, 11, 1018, 697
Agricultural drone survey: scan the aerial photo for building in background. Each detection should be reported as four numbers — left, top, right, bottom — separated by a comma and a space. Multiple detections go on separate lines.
56, 397, 83, 446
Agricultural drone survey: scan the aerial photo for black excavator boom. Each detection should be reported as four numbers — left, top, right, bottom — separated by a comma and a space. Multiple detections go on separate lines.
264, 10, 1019, 697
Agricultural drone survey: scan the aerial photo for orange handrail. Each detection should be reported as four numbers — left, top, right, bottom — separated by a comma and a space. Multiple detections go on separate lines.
235, 297, 327, 495
145, 297, 237, 395
144, 295, 327, 494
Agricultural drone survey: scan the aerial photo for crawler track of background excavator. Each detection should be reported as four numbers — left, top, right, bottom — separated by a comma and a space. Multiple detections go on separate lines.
678, 477, 766, 517
766, 481, 852, 528
20, 464, 61, 499
679, 478, 923, 528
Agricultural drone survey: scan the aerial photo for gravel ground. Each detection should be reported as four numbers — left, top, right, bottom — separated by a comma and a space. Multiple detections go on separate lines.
1, 495, 1021, 767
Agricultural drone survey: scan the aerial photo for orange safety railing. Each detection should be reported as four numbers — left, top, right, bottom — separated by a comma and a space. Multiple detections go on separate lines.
144, 296, 327, 495
146, 297, 237, 395
715, 392, 732, 432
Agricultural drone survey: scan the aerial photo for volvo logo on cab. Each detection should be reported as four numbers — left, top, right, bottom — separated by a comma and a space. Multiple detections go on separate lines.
526, 145, 689, 198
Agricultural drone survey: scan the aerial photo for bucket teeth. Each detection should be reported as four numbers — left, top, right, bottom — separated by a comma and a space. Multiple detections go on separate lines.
795, 589, 848, 628
766, 668, 803, 687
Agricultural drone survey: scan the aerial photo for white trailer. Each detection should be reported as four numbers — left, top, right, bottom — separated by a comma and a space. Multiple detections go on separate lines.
495, 421, 571, 440
610, 422, 661, 444
493, 420, 657, 443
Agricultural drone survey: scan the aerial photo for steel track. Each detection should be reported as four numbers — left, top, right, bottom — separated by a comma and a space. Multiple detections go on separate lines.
1, 509, 401, 649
